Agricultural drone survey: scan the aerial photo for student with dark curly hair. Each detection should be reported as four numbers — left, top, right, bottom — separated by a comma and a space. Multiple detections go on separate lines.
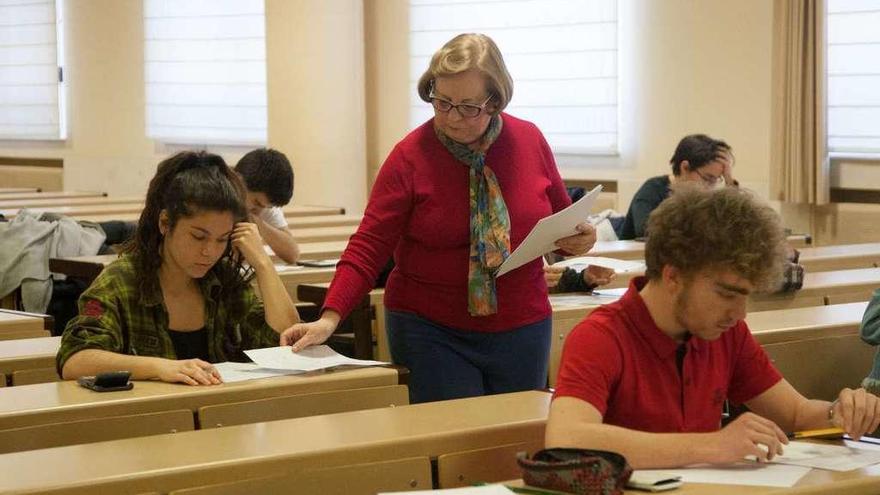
547, 186, 880, 468
57, 151, 299, 385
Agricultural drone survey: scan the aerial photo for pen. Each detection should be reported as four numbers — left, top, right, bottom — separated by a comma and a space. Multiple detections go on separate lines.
787, 427, 845, 439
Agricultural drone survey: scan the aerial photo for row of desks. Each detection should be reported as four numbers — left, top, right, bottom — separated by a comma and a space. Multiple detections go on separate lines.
0, 202, 345, 220
0, 389, 878, 494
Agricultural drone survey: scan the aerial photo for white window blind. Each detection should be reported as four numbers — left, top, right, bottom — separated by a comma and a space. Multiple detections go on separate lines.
827, 0, 880, 154
409, 0, 618, 155
144, 0, 267, 145
0, 0, 65, 140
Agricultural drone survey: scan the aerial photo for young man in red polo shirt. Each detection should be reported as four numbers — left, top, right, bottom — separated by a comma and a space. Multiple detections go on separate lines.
546, 186, 880, 469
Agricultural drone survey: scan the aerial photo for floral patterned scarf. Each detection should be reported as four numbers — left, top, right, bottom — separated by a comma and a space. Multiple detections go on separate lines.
435, 115, 510, 316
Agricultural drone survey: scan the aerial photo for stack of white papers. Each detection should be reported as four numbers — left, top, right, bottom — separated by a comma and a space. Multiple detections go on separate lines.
213, 361, 305, 383
635, 463, 811, 488
496, 185, 602, 277
553, 256, 646, 274
244, 345, 388, 372
770, 440, 880, 472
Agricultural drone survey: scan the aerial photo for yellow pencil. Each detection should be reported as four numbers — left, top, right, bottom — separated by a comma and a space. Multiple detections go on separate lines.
787, 427, 845, 439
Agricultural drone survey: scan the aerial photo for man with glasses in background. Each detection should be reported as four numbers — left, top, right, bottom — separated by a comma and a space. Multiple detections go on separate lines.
617, 134, 737, 240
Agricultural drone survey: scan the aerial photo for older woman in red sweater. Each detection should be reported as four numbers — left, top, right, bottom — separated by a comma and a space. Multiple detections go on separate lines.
281, 33, 595, 403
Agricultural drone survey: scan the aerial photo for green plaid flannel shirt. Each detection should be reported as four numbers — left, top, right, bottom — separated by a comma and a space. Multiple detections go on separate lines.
56, 255, 280, 373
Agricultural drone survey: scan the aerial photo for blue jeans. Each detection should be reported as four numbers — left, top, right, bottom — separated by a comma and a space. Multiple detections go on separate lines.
386, 311, 551, 404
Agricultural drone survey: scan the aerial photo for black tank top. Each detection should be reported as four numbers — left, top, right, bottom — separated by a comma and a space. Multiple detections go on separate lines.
166, 328, 210, 361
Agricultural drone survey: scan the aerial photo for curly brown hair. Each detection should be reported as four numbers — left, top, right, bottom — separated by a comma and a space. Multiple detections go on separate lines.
644, 185, 785, 290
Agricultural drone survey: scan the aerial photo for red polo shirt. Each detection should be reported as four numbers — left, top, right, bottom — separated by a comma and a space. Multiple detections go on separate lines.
554, 277, 782, 433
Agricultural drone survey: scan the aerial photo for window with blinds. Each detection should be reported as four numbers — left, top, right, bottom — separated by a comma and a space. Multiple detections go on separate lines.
827, 0, 880, 154
144, 0, 267, 146
0, 0, 65, 140
409, 0, 618, 155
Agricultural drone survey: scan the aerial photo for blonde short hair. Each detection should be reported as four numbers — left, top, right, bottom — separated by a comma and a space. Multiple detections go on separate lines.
417, 33, 513, 114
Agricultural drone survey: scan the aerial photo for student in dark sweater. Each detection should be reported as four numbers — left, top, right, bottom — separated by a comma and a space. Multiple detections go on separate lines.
617, 134, 738, 240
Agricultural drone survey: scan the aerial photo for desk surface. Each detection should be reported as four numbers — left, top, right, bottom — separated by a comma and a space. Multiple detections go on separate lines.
799, 242, 880, 272
0, 203, 344, 220
0, 190, 105, 202
0, 336, 59, 375
0, 366, 400, 430
0, 195, 142, 209
746, 301, 868, 344
0, 312, 45, 334
0, 390, 550, 494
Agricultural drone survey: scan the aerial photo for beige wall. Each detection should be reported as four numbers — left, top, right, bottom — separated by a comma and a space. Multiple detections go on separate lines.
0, 0, 367, 216
3, 0, 875, 244
365, 0, 775, 210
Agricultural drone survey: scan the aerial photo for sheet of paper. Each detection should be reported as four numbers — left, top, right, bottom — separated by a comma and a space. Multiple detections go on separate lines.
770, 440, 880, 471
553, 256, 646, 274
213, 361, 306, 383
379, 485, 515, 495
273, 263, 305, 273
548, 293, 621, 308
636, 463, 811, 488
244, 345, 388, 372
496, 185, 603, 277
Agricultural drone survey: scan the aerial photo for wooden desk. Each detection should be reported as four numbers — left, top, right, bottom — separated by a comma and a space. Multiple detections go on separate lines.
0, 366, 402, 431
0, 390, 550, 494
290, 225, 355, 243
0, 190, 105, 202
70, 212, 363, 229
0, 187, 39, 194
0, 311, 48, 341
749, 268, 880, 311
747, 301, 868, 345
799, 243, 880, 272
50, 256, 340, 302
0, 195, 142, 209
0, 203, 345, 221
0, 336, 59, 385
589, 240, 646, 260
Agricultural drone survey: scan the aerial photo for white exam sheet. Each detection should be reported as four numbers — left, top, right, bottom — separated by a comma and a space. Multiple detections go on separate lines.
635, 463, 811, 488
213, 361, 305, 383
244, 344, 388, 372
770, 440, 880, 472
553, 256, 646, 274
496, 185, 602, 277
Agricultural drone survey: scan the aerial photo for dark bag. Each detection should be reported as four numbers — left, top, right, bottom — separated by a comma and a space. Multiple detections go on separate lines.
517, 448, 632, 495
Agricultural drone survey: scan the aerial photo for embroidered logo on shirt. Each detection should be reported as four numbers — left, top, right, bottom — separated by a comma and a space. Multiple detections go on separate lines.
83, 300, 104, 318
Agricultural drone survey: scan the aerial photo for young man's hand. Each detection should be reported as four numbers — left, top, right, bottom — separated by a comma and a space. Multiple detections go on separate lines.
831, 388, 880, 440
705, 412, 787, 464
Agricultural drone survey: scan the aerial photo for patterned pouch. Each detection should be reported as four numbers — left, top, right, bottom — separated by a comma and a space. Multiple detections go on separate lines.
517, 448, 632, 495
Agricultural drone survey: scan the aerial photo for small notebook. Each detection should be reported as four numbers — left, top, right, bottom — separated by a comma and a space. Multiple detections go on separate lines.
626, 471, 683, 492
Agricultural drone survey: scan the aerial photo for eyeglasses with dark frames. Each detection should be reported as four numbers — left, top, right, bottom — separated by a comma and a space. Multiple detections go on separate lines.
428, 88, 493, 119
695, 169, 725, 186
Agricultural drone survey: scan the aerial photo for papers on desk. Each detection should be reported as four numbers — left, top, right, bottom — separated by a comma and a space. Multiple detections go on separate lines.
553, 256, 646, 274
549, 293, 621, 307
244, 345, 388, 372
770, 440, 880, 472
496, 185, 602, 277
213, 361, 306, 383
380, 486, 514, 495
635, 463, 811, 488
273, 263, 305, 273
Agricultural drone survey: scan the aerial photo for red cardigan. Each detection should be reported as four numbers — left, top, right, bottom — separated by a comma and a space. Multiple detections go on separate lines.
324, 113, 571, 332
